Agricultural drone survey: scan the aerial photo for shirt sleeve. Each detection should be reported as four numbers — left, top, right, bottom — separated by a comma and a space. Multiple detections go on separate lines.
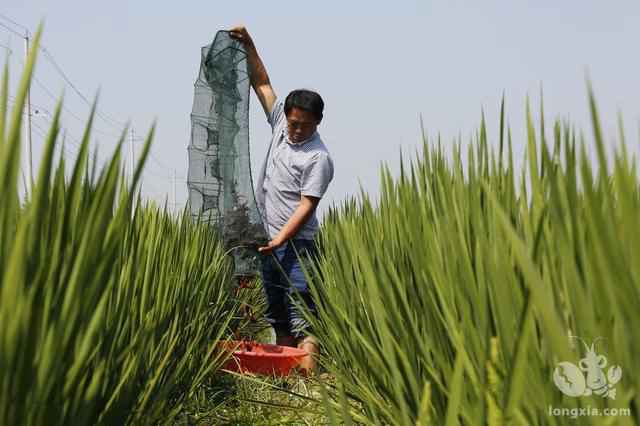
267, 98, 285, 131
301, 152, 334, 198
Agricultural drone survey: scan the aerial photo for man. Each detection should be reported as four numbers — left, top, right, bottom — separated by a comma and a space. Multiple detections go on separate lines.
229, 26, 334, 372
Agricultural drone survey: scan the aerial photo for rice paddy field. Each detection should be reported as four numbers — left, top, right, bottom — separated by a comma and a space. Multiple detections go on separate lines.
2, 30, 638, 425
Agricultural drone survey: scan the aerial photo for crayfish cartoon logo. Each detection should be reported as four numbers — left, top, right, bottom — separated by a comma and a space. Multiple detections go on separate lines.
553, 336, 622, 399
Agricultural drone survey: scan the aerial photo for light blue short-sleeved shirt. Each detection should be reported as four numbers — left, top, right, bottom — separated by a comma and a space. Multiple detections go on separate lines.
255, 98, 334, 240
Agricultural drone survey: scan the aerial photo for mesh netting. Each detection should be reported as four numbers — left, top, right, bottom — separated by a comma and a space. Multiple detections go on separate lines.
188, 30, 268, 277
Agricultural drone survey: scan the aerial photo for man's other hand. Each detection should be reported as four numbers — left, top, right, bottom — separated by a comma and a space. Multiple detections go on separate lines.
258, 239, 283, 254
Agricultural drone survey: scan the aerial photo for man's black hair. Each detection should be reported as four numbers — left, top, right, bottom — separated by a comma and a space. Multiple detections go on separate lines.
284, 89, 324, 121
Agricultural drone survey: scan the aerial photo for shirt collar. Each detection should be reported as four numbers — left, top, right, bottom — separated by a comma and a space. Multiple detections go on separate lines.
282, 128, 318, 146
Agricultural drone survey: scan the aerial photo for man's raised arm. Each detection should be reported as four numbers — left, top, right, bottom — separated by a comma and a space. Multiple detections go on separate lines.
229, 26, 277, 119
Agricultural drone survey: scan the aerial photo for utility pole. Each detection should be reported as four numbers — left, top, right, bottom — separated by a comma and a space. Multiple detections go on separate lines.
23, 30, 33, 193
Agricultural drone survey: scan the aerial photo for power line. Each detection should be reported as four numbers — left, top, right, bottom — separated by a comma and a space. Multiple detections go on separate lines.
0, 20, 23, 38
32, 121, 179, 202
29, 105, 86, 152
38, 46, 127, 130
0, 14, 128, 132
16, 95, 179, 179
4, 34, 125, 142
2, 13, 182, 203
0, 13, 29, 33
142, 167, 185, 181
126, 135, 184, 174
31, 117, 82, 151
30, 75, 124, 139
141, 180, 170, 198
9, 93, 119, 159
31, 120, 80, 159
149, 151, 173, 170
9, 94, 51, 115
128, 135, 173, 171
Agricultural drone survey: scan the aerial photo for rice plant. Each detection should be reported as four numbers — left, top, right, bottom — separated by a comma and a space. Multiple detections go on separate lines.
309, 92, 639, 425
0, 27, 249, 425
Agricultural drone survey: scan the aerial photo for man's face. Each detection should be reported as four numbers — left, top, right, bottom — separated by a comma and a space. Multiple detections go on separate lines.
286, 107, 320, 143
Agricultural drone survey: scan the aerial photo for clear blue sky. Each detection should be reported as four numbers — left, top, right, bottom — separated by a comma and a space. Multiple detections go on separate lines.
3, 1, 640, 215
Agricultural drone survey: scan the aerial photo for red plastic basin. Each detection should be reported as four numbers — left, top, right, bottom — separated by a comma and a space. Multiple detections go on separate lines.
222, 340, 308, 376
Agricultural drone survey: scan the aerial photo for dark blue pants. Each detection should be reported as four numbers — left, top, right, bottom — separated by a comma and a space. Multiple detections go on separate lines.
260, 239, 318, 339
